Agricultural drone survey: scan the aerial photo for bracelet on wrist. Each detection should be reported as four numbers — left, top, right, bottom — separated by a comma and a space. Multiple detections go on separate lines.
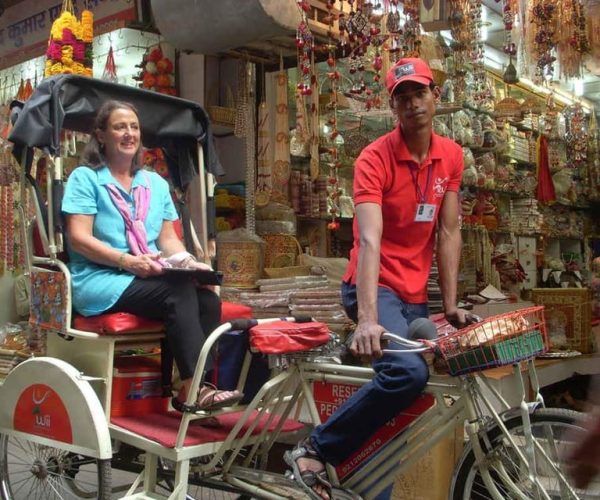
118, 252, 127, 271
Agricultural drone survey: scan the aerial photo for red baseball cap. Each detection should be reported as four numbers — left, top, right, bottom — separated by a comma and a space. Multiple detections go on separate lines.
385, 58, 434, 96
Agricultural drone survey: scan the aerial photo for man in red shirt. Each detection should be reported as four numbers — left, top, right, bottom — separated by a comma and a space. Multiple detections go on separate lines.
286, 58, 470, 500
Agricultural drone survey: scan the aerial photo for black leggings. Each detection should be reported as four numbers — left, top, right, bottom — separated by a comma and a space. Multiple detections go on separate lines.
109, 275, 221, 380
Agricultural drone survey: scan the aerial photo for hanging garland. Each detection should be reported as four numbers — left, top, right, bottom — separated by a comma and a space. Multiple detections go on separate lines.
529, 0, 558, 83
44, 1, 93, 77
134, 45, 176, 178
296, 1, 315, 96
323, 2, 340, 229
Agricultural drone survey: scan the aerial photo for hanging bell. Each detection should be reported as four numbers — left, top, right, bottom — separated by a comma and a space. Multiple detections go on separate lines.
503, 57, 519, 85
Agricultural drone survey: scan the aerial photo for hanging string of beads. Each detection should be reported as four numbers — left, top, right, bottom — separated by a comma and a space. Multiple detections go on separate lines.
343, 1, 386, 109
502, 0, 517, 59
399, 0, 421, 58
296, 1, 315, 97
322, 1, 341, 230
366, 2, 385, 110
385, 0, 402, 59
447, 0, 469, 104
588, 112, 600, 200
529, 0, 558, 83
468, 0, 487, 106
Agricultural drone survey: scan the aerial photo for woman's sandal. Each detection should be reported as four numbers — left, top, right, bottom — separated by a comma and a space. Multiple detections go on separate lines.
283, 439, 362, 500
171, 383, 243, 413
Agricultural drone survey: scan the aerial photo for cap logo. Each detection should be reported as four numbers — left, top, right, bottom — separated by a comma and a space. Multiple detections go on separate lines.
394, 63, 415, 79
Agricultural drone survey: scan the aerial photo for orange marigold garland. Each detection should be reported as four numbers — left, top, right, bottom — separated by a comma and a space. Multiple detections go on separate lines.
44, 4, 93, 77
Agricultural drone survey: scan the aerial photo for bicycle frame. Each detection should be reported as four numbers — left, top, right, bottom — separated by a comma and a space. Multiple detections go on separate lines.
217, 334, 580, 500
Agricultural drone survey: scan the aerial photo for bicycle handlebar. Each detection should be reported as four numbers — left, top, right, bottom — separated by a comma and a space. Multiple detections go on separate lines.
380, 313, 483, 355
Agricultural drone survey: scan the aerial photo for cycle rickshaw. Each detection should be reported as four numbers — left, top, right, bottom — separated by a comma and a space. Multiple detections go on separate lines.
0, 75, 594, 500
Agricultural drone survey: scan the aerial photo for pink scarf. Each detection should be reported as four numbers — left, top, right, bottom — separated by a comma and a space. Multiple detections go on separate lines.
105, 173, 167, 271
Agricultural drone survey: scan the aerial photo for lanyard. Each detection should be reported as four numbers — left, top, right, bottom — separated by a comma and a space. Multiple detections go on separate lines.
408, 163, 432, 204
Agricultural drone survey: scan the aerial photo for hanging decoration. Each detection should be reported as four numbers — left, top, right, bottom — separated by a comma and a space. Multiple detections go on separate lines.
587, 0, 600, 61
234, 60, 249, 139
271, 82, 292, 202
528, 0, 558, 83
588, 112, 600, 201
134, 45, 176, 95
536, 135, 556, 204
447, 0, 487, 105
296, 1, 315, 96
101, 45, 118, 83
563, 103, 588, 170
244, 63, 257, 234
135, 44, 176, 178
255, 92, 272, 208
340, 1, 385, 110
0, 153, 22, 275
555, 0, 589, 79
502, 0, 520, 84
397, 0, 421, 58
44, 0, 93, 77
309, 50, 320, 181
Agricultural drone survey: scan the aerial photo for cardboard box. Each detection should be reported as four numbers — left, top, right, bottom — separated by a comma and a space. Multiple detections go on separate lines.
111, 356, 169, 417
471, 301, 534, 319
392, 423, 464, 500
531, 288, 593, 353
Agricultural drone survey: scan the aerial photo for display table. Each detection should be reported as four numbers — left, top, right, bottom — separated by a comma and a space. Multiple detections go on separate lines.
481, 352, 600, 409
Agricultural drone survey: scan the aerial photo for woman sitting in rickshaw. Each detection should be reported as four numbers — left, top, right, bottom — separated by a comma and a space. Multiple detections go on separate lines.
61, 99, 242, 412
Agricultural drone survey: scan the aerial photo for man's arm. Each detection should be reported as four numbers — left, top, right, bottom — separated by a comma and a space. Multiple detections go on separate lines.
436, 191, 467, 326
351, 202, 386, 358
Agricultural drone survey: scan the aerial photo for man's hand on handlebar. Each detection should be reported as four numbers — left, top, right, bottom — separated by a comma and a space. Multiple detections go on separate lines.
349, 321, 387, 360
445, 307, 482, 330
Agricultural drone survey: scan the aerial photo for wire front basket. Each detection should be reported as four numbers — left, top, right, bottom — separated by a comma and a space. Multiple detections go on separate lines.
437, 306, 548, 376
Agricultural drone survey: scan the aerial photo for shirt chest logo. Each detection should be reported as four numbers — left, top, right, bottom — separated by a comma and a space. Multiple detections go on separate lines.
433, 176, 448, 198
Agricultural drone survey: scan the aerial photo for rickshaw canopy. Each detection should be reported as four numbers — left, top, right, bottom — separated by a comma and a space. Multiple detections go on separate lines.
8, 75, 223, 190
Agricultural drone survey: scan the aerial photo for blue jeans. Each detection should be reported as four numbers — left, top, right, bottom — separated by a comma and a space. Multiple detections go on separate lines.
311, 283, 429, 498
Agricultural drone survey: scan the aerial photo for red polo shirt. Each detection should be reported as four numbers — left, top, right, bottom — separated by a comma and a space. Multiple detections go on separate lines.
343, 126, 463, 303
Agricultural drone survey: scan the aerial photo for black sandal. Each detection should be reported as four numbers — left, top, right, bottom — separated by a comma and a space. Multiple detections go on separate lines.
283, 439, 362, 500
171, 383, 243, 413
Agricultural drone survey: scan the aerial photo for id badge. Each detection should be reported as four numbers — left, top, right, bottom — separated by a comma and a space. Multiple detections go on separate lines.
414, 203, 436, 222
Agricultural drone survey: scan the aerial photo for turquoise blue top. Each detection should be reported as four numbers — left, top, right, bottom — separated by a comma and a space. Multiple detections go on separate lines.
61, 166, 179, 316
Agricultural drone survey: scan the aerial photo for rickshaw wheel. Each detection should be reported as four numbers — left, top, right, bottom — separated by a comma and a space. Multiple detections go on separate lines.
0, 433, 112, 499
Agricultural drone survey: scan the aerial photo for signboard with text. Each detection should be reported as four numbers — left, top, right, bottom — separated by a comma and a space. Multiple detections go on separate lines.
312, 381, 435, 481
0, 0, 138, 69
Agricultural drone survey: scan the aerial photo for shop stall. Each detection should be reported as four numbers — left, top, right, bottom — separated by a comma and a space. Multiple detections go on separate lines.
0, 0, 599, 423
0, 0, 596, 497
153, 0, 600, 345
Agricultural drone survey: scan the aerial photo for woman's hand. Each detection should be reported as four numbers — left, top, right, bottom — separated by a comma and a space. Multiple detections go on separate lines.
184, 257, 219, 294
185, 259, 213, 272
123, 253, 164, 278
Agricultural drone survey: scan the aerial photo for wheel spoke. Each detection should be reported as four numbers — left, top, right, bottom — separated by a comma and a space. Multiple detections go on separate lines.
453, 409, 596, 500
1, 433, 110, 500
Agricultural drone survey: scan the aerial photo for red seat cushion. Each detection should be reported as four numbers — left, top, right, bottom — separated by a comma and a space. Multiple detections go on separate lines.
74, 301, 252, 336
73, 312, 165, 335
111, 410, 304, 448
221, 301, 253, 321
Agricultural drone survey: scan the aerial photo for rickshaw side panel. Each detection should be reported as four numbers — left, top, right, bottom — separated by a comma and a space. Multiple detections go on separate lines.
0, 357, 112, 459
